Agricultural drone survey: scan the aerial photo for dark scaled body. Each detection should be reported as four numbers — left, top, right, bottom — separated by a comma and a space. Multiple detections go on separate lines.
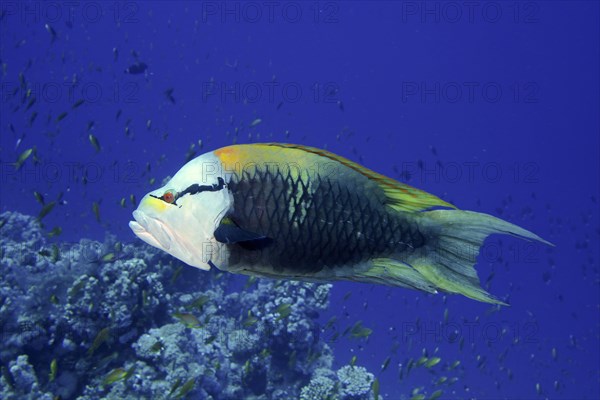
131, 143, 551, 304
225, 165, 426, 274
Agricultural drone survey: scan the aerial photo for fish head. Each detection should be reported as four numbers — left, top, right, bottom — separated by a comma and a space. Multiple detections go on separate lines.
129, 151, 232, 270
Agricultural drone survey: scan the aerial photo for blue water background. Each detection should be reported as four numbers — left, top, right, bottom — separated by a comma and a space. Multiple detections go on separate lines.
1, 1, 598, 398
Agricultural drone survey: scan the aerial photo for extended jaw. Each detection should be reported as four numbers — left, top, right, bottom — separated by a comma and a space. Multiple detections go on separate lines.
129, 210, 174, 251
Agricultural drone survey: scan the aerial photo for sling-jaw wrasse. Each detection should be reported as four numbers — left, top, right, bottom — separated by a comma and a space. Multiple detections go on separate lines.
129, 143, 552, 304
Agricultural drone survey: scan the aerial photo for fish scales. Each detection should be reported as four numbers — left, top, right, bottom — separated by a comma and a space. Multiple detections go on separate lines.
227, 162, 425, 272
130, 143, 551, 304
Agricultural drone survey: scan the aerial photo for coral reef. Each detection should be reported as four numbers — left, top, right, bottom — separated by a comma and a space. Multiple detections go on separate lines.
0, 211, 378, 399
337, 365, 375, 399
299, 366, 376, 400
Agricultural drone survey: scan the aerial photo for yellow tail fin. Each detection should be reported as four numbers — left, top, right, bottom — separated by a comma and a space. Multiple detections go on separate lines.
355, 210, 552, 304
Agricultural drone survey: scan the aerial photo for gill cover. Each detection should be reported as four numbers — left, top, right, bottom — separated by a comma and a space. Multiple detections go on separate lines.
129, 151, 233, 270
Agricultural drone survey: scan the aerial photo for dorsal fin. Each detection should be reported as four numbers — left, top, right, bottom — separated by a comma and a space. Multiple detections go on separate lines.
263, 143, 457, 213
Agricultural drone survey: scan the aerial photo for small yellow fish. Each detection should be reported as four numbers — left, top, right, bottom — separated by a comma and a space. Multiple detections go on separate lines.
33, 191, 45, 204
416, 356, 428, 367
425, 356, 441, 368
249, 118, 262, 127
349, 321, 372, 339
150, 340, 163, 353
429, 389, 443, 400
45, 23, 57, 41
243, 275, 258, 290
92, 202, 100, 222
173, 312, 201, 328
100, 253, 116, 263
56, 111, 68, 122
37, 201, 56, 221
28, 111, 38, 126
324, 316, 337, 330
168, 378, 182, 397
49, 359, 57, 382
175, 378, 196, 399
381, 356, 391, 372
187, 295, 210, 311
89, 134, 101, 152
47, 226, 62, 238
275, 303, 292, 320
72, 99, 85, 109
88, 327, 111, 356
372, 378, 380, 400
536, 382, 542, 395
103, 367, 134, 385
170, 265, 183, 285
242, 311, 258, 327
50, 244, 60, 262
14, 148, 33, 170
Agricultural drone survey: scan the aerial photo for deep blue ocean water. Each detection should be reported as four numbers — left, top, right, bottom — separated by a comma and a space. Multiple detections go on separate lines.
1, 1, 598, 399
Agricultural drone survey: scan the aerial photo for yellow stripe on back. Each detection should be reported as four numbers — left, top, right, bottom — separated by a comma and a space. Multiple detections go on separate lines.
216, 143, 456, 213
215, 143, 320, 169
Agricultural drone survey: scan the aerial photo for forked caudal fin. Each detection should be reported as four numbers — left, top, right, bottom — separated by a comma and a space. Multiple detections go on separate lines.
358, 209, 553, 305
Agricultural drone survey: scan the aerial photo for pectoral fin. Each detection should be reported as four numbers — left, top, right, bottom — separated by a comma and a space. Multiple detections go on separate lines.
214, 221, 273, 250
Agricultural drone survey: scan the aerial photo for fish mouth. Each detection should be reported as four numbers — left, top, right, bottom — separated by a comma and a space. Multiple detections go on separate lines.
129, 210, 211, 271
129, 210, 173, 251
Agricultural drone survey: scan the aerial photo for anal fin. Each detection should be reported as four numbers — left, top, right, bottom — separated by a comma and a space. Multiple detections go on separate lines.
353, 258, 438, 294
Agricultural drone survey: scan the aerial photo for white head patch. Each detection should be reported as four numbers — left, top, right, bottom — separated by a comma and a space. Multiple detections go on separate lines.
129, 151, 233, 270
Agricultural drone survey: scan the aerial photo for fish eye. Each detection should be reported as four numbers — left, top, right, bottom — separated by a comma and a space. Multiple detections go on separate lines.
162, 190, 176, 204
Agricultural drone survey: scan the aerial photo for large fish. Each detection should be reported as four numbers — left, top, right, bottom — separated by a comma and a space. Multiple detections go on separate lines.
129, 143, 552, 304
